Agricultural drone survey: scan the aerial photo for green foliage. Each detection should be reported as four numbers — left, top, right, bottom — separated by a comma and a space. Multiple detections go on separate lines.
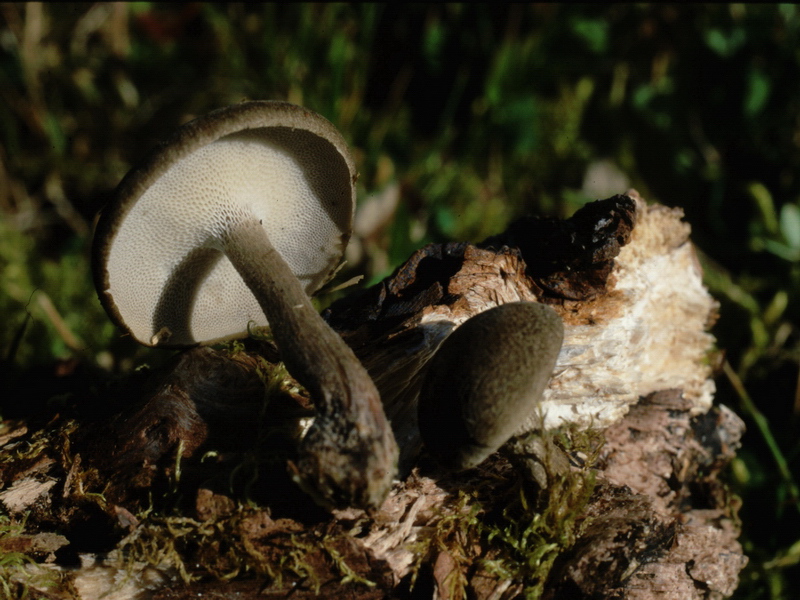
0, 218, 115, 365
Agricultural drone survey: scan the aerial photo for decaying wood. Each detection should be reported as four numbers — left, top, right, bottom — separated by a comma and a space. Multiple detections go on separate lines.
0, 192, 745, 599
545, 390, 745, 600
327, 191, 717, 469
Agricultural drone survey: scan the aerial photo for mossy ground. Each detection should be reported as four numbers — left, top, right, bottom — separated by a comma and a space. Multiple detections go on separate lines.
0, 383, 603, 598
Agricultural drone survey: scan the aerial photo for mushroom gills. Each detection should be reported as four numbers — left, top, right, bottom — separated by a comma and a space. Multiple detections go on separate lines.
104, 127, 351, 346
418, 301, 564, 471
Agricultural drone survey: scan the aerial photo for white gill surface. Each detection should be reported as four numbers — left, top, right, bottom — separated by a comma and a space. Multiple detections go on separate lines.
105, 131, 349, 345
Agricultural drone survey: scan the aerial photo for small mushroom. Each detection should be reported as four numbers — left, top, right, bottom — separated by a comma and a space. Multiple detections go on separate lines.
418, 301, 564, 471
92, 101, 397, 510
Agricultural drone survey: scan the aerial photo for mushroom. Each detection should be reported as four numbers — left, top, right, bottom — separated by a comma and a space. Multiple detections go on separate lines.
92, 101, 398, 510
418, 301, 564, 471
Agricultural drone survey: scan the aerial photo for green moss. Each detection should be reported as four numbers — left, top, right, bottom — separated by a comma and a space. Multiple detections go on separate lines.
117, 507, 374, 592
410, 425, 602, 599
481, 469, 597, 598
0, 515, 33, 600
321, 537, 377, 588
0, 515, 67, 600
0, 419, 78, 469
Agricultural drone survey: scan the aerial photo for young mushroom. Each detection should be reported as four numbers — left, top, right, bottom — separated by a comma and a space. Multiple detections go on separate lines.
92, 101, 398, 510
418, 301, 564, 472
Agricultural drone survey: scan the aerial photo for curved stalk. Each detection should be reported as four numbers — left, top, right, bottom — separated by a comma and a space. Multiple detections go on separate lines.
222, 218, 398, 510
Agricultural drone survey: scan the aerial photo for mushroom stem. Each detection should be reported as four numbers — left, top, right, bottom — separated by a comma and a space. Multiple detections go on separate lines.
221, 217, 398, 510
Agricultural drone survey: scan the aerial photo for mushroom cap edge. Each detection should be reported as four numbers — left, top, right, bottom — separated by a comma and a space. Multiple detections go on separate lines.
92, 100, 358, 348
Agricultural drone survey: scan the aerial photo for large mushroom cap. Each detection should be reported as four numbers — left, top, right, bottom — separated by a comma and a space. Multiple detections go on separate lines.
93, 101, 356, 347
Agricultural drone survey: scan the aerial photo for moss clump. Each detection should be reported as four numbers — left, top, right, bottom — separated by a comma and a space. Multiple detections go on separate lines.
114, 428, 596, 597
0, 514, 68, 600
116, 505, 377, 593
483, 427, 603, 598
411, 424, 603, 599
0, 516, 33, 600
480, 468, 597, 598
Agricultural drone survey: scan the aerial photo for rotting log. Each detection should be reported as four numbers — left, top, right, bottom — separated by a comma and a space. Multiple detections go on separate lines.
0, 191, 746, 600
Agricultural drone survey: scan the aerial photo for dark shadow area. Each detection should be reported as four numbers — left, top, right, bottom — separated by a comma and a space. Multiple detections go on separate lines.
152, 246, 223, 345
